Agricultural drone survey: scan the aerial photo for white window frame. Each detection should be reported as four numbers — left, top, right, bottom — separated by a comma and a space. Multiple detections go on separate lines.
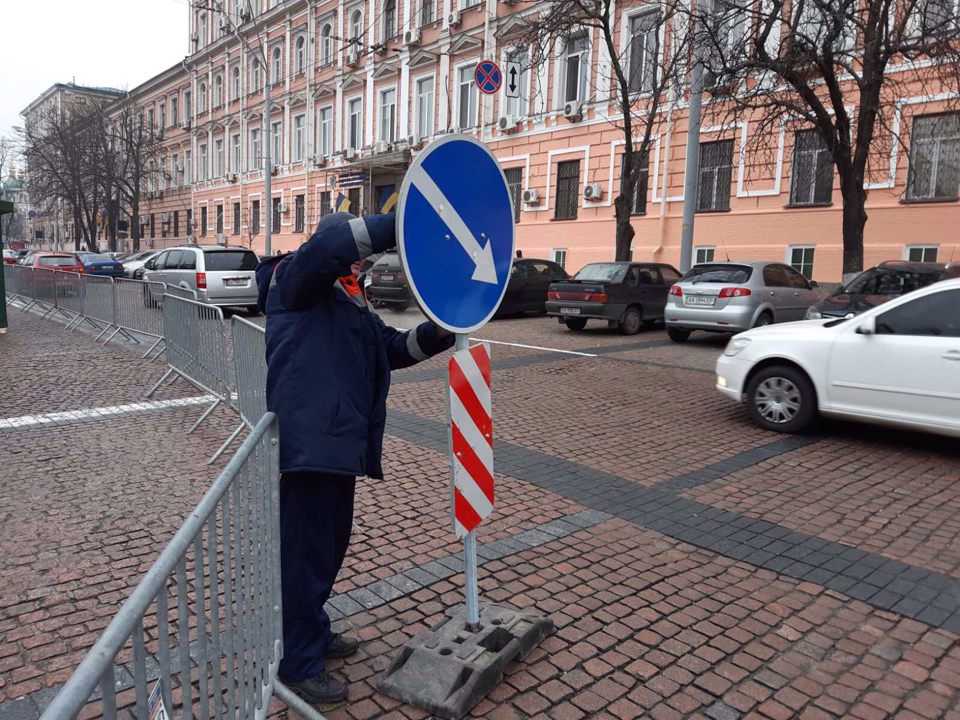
552, 248, 567, 269
293, 113, 306, 161
347, 96, 363, 149
214, 74, 223, 108
379, 87, 397, 143
295, 36, 306, 75
250, 59, 262, 93
455, 61, 479, 130
199, 142, 208, 181
413, 73, 435, 140
318, 105, 333, 156
382, 0, 397, 41
271, 120, 282, 164
231, 132, 241, 173
214, 138, 224, 177
249, 127, 261, 171
624, 8, 662, 96
232, 66, 241, 101
320, 24, 334, 64
560, 33, 590, 106
786, 244, 816, 277
184, 149, 192, 184
198, 83, 207, 113
695, 246, 716, 264
350, 8, 363, 41
271, 46, 283, 84
902, 244, 940, 263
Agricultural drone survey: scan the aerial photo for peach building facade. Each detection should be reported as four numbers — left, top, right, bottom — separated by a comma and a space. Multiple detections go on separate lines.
119, 0, 960, 281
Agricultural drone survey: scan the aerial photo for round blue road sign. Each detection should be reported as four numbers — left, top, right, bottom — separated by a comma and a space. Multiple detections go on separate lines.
474, 60, 502, 95
397, 134, 515, 334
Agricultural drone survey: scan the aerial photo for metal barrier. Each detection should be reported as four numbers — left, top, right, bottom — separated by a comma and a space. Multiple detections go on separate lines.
53, 272, 84, 324
110, 277, 167, 357
5, 265, 32, 306
163, 283, 198, 302
210, 317, 267, 465
27, 268, 58, 316
77, 274, 117, 339
148, 294, 233, 435
39, 413, 324, 720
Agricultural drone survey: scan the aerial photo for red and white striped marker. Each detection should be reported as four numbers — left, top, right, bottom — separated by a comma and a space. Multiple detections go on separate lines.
448, 343, 493, 538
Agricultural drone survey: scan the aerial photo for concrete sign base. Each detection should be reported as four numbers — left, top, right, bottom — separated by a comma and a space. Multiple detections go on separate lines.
375, 603, 553, 719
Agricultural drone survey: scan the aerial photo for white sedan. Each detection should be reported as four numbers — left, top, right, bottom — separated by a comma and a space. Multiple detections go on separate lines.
716, 278, 960, 436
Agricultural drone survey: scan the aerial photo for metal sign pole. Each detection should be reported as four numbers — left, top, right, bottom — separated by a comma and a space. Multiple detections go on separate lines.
454, 332, 481, 631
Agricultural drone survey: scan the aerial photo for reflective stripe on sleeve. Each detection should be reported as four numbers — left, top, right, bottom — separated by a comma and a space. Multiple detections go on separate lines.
406, 328, 428, 361
349, 217, 373, 258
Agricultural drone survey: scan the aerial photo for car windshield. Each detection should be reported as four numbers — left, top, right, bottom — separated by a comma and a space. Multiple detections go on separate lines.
204, 250, 258, 271
38, 256, 78, 267
682, 264, 753, 284
126, 251, 153, 262
574, 263, 628, 282
841, 267, 943, 296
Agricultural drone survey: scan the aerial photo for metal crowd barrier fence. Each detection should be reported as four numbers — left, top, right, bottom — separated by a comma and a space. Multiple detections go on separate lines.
147, 293, 233, 435
163, 283, 199, 302
210, 316, 267, 465
52, 271, 84, 324
5, 265, 33, 306
39, 413, 325, 720
110, 277, 167, 358
76, 274, 117, 339
26, 267, 58, 316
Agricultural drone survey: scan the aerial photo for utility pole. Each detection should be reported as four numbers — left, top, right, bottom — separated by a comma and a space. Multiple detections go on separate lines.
679, 20, 704, 274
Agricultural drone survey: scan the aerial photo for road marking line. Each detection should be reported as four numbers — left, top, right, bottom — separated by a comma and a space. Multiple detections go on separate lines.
468, 338, 598, 357
0, 395, 215, 431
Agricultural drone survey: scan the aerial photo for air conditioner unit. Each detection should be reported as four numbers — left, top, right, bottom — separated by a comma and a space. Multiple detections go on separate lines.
279, 203, 288, 213
448, 11, 461, 27
139, 215, 150, 225
239, 9, 251, 23
175, 162, 184, 172
404, 28, 421, 46
406, 135, 419, 148
186, 235, 197, 243
563, 102, 582, 121
160, 212, 169, 222
227, 173, 238, 182
313, 155, 327, 167
498, 115, 518, 132
583, 183, 603, 201
180, 119, 191, 130
374, 141, 390, 154
216, 233, 226, 243
270, 166, 279, 176
345, 50, 359, 67
522, 188, 540, 204
342, 147, 356, 160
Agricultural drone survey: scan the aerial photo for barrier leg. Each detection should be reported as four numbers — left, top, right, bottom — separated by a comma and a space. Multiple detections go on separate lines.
146, 368, 175, 398
102, 327, 122, 344
188, 398, 222, 434
207, 422, 246, 465
141, 338, 163, 360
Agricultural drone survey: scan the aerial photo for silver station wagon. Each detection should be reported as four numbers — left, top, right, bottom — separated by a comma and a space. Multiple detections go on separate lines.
143, 245, 260, 311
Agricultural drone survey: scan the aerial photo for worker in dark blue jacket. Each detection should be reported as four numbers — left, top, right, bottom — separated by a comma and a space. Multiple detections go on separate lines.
256, 211, 454, 704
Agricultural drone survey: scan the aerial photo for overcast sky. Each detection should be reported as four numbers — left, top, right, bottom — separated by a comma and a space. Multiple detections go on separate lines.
1, 0, 186, 162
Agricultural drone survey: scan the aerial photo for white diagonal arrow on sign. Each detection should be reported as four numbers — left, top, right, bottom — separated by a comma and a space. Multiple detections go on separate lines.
406, 164, 498, 284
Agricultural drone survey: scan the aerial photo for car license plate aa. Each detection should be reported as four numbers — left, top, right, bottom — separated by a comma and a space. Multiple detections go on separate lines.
225, 278, 246, 287
561, 307, 581, 315
380, 274, 394, 281
685, 295, 716, 306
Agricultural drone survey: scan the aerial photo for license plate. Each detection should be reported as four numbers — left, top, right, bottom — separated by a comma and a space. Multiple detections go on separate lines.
225, 278, 247, 287
561, 307, 581, 315
685, 295, 716, 306
380, 274, 394, 281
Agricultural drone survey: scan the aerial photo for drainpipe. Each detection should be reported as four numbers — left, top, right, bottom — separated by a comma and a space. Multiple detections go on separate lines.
654, 89, 675, 260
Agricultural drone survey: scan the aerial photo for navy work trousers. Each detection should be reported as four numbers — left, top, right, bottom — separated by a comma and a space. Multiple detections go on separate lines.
277, 471, 356, 682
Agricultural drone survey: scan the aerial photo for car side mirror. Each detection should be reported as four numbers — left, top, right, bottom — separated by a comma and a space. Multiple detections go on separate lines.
809, 280, 819, 289
856, 316, 876, 335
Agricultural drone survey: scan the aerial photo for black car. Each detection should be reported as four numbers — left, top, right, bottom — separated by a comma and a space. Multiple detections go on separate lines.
545, 261, 682, 334
805, 261, 946, 319
495, 258, 569, 317
366, 251, 412, 311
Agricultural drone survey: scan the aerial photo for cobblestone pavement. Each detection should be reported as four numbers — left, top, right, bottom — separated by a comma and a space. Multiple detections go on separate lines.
1, 305, 958, 720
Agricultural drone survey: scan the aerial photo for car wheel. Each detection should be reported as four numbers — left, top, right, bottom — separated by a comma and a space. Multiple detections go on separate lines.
564, 318, 587, 331
619, 306, 642, 335
390, 303, 410, 312
753, 311, 774, 328
745, 365, 817, 434
667, 327, 691, 343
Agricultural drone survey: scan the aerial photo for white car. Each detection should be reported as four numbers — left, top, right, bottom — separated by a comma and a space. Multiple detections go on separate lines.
716, 278, 960, 436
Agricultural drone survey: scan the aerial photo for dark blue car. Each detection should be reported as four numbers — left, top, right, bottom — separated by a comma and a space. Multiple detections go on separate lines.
76, 252, 125, 277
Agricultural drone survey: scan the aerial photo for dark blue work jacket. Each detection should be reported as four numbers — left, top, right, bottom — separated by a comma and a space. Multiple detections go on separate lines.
256, 213, 453, 478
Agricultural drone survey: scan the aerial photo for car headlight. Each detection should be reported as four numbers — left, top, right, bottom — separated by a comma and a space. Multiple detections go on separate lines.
805, 306, 822, 320
723, 338, 752, 357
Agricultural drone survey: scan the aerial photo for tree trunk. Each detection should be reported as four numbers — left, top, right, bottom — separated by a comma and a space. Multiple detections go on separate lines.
613, 194, 636, 261
839, 174, 866, 278
131, 201, 141, 252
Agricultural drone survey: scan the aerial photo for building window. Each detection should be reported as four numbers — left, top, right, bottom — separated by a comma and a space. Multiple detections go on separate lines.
214, 138, 224, 177
906, 245, 939, 262
271, 47, 283, 84
503, 49, 528, 118
198, 83, 207, 113
214, 74, 223, 107
251, 59, 262, 92
171, 96, 178, 125
158, 103, 166, 130
320, 190, 332, 216
295, 37, 306, 75
554, 159, 581, 220
695, 246, 715, 264
231, 133, 241, 173
503, 167, 522, 223
173, 210, 180, 237
199, 143, 208, 180
271, 120, 282, 164
348, 97, 363, 149
198, 13, 208, 46
294, 194, 305, 232
184, 90, 192, 118
457, 65, 477, 129
251, 199, 261, 234
186, 208, 193, 236
697, 139, 734, 211
150, 213, 156, 239
232, 67, 241, 100
147, 107, 155, 129
200, 206, 208, 236
348, 187, 361, 214
790, 129, 833, 206
216, 204, 224, 234
421, 0, 434, 26
350, 10, 363, 42
907, 113, 960, 201
415, 76, 434, 139
563, 34, 589, 104
320, 25, 333, 64
383, 0, 397, 39
233, 202, 241, 235
628, 11, 659, 94
293, 114, 305, 161
249, 128, 261, 171
553, 248, 567, 269
621, 151, 649, 215
380, 89, 397, 142
318, 106, 332, 156
789, 246, 815, 278
272, 197, 281, 233
185, 149, 192, 183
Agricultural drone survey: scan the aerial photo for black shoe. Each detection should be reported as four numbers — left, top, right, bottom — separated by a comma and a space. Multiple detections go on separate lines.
324, 633, 360, 658
285, 671, 348, 704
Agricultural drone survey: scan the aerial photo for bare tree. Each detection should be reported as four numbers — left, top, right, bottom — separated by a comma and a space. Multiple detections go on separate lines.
693, 0, 960, 275
515, 0, 689, 261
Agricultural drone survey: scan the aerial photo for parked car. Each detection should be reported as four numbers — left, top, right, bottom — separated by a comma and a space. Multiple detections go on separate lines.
716, 278, 960, 437
545, 261, 682, 335
2, 250, 17, 265
142, 245, 259, 311
496, 259, 569, 317
76, 252, 125, 277
805, 261, 946, 319
25, 253, 84, 273
121, 250, 161, 279
365, 251, 411, 311
665, 261, 823, 342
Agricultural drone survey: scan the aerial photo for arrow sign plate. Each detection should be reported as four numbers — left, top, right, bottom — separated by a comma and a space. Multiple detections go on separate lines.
505, 61, 522, 99
397, 134, 516, 333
